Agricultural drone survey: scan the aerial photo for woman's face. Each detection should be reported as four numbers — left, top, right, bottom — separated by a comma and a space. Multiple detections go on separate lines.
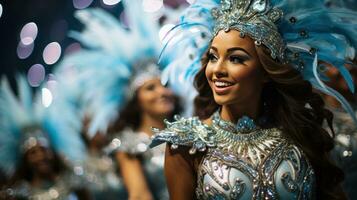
26, 145, 54, 176
137, 78, 175, 118
205, 30, 266, 106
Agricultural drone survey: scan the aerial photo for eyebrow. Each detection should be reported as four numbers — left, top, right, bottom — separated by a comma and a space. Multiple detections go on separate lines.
210, 46, 251, 57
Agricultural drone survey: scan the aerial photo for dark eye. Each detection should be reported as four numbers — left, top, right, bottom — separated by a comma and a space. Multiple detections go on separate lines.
229, 55, 244, 64
144, 83, 156, 91
208, 53, 218, 62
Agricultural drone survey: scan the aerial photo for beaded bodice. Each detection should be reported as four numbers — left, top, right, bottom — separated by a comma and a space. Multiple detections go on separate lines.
79, 153, 123, 191
2, 172, 82, 200
151, 113, 315, 199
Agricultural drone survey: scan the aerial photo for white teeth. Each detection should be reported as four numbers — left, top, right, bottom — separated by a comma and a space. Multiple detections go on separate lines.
214, 81, 233, 87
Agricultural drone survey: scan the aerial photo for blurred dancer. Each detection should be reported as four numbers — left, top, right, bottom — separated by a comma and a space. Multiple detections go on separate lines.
322, 2, 357, 199
53, 0, 182, 199
0, 76, 89, 200
150, 0, 357, 199
323, 61, 357, 199
107, 71, 180, 200
79, 116, 125, 200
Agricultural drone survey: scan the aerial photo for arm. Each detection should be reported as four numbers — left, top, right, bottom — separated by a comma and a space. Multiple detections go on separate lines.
115, 152, 153, 200
164, 144, 198, 200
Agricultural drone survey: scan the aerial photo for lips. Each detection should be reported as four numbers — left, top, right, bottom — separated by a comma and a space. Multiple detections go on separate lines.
212, 79, 235, 95
214, 80, 234, 87
156, 97, 172, 104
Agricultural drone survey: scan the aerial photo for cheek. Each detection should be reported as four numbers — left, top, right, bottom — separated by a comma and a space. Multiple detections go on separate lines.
229, 63, 259, 81
138, 90, 161, 111
138, 93, 154, 108
231, 65, 264, 93
46, 150, 54, 160
205, 65, 211, 77
26, 155, 35, 165
205, 65, 215, 88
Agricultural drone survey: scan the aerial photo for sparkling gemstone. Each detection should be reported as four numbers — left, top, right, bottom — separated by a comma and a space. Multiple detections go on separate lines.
252, 0, 267, 12
300, 30, 308, 38
289, 17, 297, 24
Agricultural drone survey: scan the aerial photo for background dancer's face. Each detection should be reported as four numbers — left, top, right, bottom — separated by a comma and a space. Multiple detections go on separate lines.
205, 30, 266, 107
25, 145, 55, 177
137, 78, 175, 118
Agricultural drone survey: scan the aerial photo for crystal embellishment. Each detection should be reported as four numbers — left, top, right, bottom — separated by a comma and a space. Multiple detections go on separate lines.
236, 116, 257, 133
211, 0, 285, 61
252, 0, 266, 12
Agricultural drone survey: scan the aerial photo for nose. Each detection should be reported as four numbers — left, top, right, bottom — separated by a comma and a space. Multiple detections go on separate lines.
157, 84, 173, 96
32, 147, 47, 161
213, 60, 228, 78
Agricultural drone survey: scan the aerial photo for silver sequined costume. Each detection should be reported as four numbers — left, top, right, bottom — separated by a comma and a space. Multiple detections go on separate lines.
77, 153, 126, 200
1, 171, 84, 200
151, 112, 316, 199
108, 128, 169, 200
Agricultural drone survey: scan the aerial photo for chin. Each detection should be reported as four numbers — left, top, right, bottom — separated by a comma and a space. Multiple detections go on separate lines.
159, 109, 174, 117
150, 108, 173, 118
213, 95, 235, 106
36, 165, 52, 175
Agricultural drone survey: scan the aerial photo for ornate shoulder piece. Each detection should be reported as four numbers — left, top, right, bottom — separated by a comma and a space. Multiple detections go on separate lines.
149, 116, 216, 154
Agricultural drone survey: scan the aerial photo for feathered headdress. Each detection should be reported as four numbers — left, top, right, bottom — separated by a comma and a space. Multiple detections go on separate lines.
0, 75, 86, 177
54, 0, 174, 138
325, 0, 357, 9
160, 0, 357, 122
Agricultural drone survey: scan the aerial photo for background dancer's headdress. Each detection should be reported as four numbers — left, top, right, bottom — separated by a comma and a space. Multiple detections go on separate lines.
160, 0, 357, 122
0, 75, 86, 177
54, 0, 174, 138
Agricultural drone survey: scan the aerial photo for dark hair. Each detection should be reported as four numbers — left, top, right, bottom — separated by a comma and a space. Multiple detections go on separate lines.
194, 44, 344, 199
109, 90, 182, 134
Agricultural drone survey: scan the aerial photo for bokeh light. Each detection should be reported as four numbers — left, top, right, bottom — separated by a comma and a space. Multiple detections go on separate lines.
46, 80, 58, 95
42, 88, 53, 107
45, 74, 58, 98
0, 4, 3, 18
27, 64, 45, 87
102, 0, 121, 6
17, 41, 34, 59
73, 0, 93, 9
20, 22, 38, 45
186, 0, 196, 4
43, 42, 62, 65
142, 0, 164, 13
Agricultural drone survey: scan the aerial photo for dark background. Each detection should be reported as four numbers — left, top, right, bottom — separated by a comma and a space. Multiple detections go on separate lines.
0, 0, 187, 88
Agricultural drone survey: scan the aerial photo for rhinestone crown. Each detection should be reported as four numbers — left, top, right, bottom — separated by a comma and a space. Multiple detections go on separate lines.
212, 0, 285, 60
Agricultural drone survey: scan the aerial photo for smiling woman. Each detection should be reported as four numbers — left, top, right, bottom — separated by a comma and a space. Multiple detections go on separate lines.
108, 76, 181, 200
205, 30, 266, 119
169, 28, 342, 200
150, 0, 357, 199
